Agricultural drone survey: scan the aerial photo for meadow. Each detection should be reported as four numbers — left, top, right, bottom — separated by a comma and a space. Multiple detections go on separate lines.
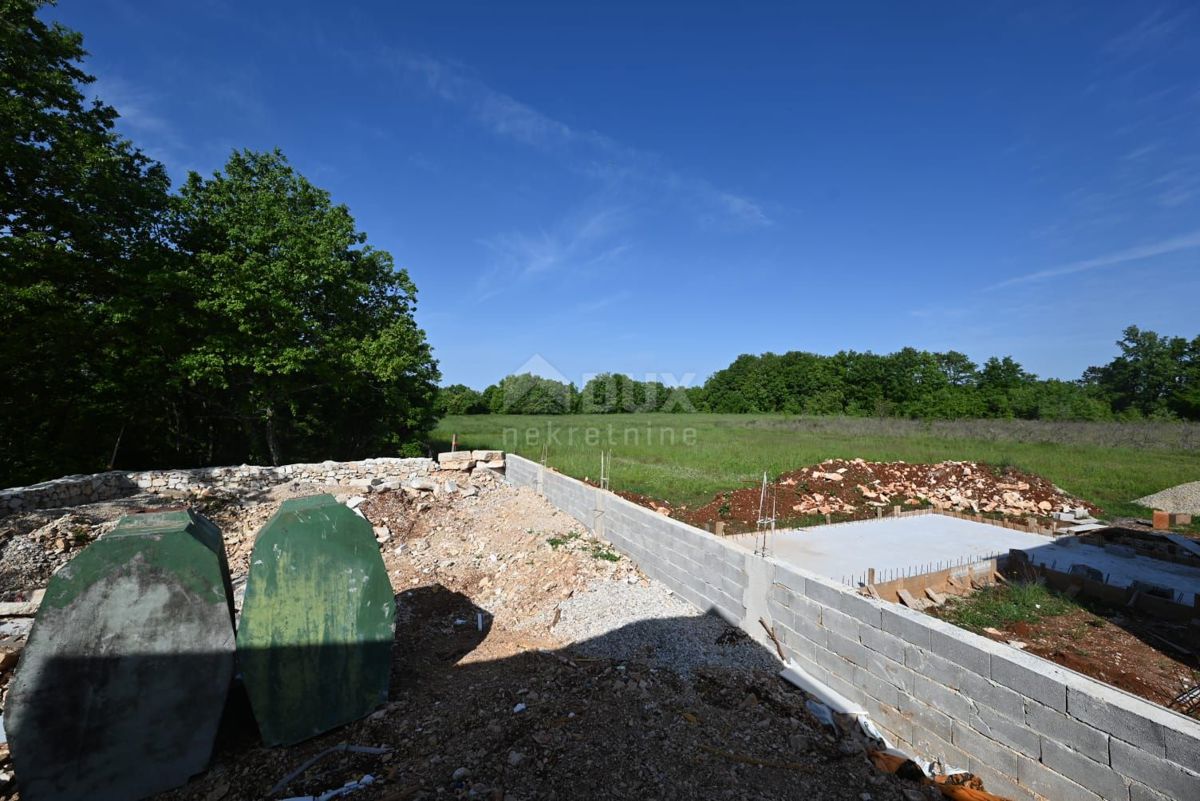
433, 414, 1200, 519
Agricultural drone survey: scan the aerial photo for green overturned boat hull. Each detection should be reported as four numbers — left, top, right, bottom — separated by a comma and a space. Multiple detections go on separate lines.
5, 509, 236, 801
237, 494, 395, 746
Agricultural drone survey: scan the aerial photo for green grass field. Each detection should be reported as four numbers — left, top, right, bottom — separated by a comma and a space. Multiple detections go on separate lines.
433, 414, 1200, 520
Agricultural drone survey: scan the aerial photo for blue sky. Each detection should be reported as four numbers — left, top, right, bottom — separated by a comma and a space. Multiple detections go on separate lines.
50, 1, 1200, 388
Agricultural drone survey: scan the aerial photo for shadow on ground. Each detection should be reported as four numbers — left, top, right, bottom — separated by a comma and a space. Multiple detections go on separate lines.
3, 584, 918, 801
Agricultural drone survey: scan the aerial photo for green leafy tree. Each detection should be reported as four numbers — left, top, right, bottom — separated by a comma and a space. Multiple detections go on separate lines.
1, 0, 175, 484
435, 384, 488, 415
171, 149, 439, 463
491, 373, 572, 414
1084, 326, 1195, 419
937, 351, 979, 387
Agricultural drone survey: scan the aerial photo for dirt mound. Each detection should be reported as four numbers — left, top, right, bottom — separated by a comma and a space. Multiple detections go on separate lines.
676, 459, 1095, 533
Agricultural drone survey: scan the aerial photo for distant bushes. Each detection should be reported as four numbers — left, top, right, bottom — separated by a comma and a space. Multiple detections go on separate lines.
441, 326, 1200, 422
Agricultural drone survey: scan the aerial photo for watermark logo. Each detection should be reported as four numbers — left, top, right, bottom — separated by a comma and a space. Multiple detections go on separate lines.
499, 354, 575, 414
502, 420, 697, 449
496, 355, 700, 450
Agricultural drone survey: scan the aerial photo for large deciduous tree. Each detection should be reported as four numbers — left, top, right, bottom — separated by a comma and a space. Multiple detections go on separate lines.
1084, 326, 1200, 420
171, 149, 440, 464
1, 0, 174, 483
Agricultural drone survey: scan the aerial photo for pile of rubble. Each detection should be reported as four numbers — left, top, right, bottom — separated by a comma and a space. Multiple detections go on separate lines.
435, 449, 505, 472
682, 458, 1097, 531
361, 468, 640, 633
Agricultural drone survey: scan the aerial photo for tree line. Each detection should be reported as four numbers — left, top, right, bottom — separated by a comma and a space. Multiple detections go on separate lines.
438, 326, 1200, 421
1, 1, 439, 487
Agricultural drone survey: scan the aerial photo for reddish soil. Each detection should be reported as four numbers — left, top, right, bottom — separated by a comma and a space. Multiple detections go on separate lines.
652, 459, 1097, 535
982, 610, 1199, 715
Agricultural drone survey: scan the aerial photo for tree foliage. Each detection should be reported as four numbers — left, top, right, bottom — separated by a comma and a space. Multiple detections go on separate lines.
1, 0, 174, 482
1083, 326, 1200, 420
435, 384, 488, 416
448, 327, 1200, 422
487, 374, 575, 414
168, 150, 439, 465
1, 2, 439, 484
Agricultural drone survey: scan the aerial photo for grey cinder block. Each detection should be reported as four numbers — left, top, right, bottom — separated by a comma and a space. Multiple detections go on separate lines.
819, 606, 861, 642
802, 574, 845, 608
1024, 700, 1109, 764
838, 590, 885, 628
853, 664, 902, 708
881, 606, 933, 650
859, 624, 906, 663
1016, 754, 1104, 801
864, 648, 915, 694
959, 670, 1024, 721
898, 690, 954, 741
905, 646, 965, 691
991, 648, 1068, 712
952, 720, 1021, 779
969, 704, 1040, 759
1040, 739, 1128, 801
908, 673, 973, 720
1165, 725, 1200, 775
825, 630, 870, 669
1110, 738, 1200, 801
1067, 685, 1166, 758
928, 623, 992, 677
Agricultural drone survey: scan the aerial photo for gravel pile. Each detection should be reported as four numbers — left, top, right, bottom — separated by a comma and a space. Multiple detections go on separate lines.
552, 578, 781, 675
1136, 480, 1200, 514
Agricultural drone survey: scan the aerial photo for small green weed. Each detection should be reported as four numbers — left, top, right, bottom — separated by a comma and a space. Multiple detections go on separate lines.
940, 583, 1077, 632
589, 544, 620, 562
547, 530, 582, 549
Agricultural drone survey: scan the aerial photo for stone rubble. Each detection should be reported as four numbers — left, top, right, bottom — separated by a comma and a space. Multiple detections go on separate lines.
684, 457, 1098, 530
0, 453, 506, 516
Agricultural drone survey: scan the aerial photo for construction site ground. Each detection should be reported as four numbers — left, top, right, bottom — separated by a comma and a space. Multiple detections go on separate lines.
0, 473, 933, 801
965, 598, 1200, 715
608, 459, 1200, 719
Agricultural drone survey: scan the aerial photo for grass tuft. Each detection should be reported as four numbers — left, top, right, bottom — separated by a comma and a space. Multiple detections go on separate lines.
939, 583, 1077, 632
547, 531, 582, 550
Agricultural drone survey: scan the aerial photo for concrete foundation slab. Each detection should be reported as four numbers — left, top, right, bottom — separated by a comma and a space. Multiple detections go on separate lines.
732, 515, 1053, 582
1023, 540, 1200, 604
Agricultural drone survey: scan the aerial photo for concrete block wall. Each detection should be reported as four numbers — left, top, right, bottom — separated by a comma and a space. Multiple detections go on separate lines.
508, 455, 1200, 801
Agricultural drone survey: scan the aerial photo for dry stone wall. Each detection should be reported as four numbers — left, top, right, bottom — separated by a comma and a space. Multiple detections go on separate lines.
0, 457, 439, 514
507, 455, 1200, 801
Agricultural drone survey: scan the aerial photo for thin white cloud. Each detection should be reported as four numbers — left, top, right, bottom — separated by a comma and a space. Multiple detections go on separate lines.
574, 291, 631, 315
386, 52, 771, 230
90, 74, 174, 138
1107, 9, 1192, 57
989, 229, 1200, 289
482, 207, 632, 279
88, 73, 195, 175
